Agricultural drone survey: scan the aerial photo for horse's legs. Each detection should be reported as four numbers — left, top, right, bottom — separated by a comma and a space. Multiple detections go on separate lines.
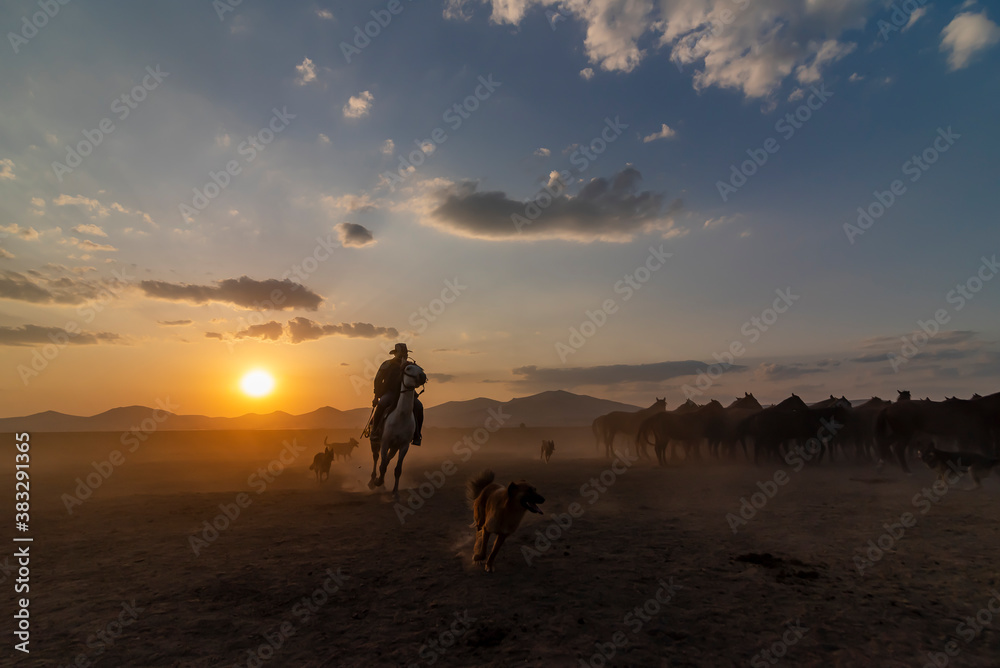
485, 533, 507, 573
474, 530, 490, 562
392, 447, 408, 497
368, 440, 380, 489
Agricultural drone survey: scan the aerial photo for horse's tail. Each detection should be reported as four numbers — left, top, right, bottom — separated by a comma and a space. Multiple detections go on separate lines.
466, 469, 495, 506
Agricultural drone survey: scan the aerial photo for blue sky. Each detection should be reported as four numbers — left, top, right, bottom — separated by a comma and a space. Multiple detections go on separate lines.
1, 0, 999, 416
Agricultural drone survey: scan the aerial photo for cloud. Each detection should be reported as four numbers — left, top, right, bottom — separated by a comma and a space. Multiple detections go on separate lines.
343, 91, 374, 119
481, 0, 868, 99
205, 332, 224, 340
235, 320, 285, 341
318, 133, 330, 144
422, 167, 683, 242
0, 249, 13, 259
64, 237, 117, 252
443, 0, 472, 21
0, 159, 15, 180
642, 124, 676, 143
316, 8, 334, 20
216, 134, 231, 148
335, 222, 376, 248
431, 373, 456, 382
580, 67, 595, 80
322, 193, 378, 213
533, 147, 551, 158
53, 194, 157, 228
794, 39, 856, 84
0, 270, 125, 305
287, 317, 398, 343
139, 276, 323, 310
0, 324, 120, 347
941, 10, 1000, 70
703, 215, 738, 229
72, 224, 108, 238
512, 360, 746, 386
158, 319, 193, 326
295, 57, 317, 85
848, 72, 864, 82
903, 6, 929, 32
751, 361, 836, 381
0, 224, 40, 241
381, 139, 395, 155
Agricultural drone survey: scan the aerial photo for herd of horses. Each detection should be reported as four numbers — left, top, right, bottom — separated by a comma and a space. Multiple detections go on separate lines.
592, 391, 1000, 471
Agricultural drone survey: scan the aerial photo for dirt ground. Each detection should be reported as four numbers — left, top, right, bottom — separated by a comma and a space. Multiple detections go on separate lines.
3, 427, 1000, 667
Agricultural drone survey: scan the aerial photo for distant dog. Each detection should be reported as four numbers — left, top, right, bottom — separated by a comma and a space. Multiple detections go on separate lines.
467, 470, 545, 572
309, 447, 334, 483
325, 436, 359, 461
919, 447, 1000, 489
540, 440, 555, 463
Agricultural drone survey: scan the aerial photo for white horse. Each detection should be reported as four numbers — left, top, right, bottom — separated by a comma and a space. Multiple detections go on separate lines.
368, 363, 426, 497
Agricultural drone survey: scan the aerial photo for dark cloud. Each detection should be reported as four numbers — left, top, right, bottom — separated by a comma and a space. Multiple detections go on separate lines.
205, 332, 224, 340
511, 360, 744, 386
851, 352, 889, 364
287, 317, 398, 343
235, 321, 284, 341
336, 223, 375, 248
0, 324, 121, 347
158, 319, 193, 326
0, 271, 125, 306
430, 373, 455, 383
426, 167, 683, 242
139, 276, 322, 310
752, 362, 834, 381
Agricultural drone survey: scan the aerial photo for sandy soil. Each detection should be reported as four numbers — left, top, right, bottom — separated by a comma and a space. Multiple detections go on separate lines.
3, 427, 1000, 667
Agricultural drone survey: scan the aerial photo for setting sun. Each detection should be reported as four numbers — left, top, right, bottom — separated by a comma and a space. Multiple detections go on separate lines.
240, 370, 275, 398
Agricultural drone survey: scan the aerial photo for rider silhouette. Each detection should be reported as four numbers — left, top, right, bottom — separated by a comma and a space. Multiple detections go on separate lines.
371, 343, 424, 446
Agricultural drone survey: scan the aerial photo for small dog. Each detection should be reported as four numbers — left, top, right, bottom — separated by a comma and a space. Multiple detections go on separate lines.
540, 440, 555, 463
919, 447, 1000, 489
309, 447, 334, 483
467, 470, 545, 572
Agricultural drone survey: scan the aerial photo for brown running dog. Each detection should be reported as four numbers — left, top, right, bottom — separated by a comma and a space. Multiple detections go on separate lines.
467, 469, 545, 573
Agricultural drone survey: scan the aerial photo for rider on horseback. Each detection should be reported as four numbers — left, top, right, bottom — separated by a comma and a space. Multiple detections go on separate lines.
370, 343, 424, 446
